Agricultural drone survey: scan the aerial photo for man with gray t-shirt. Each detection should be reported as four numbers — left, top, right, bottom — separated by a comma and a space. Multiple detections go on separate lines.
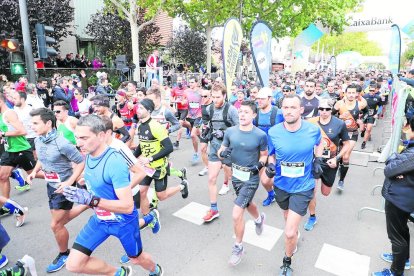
218, 100, 269, 266
27, 108, 84, 273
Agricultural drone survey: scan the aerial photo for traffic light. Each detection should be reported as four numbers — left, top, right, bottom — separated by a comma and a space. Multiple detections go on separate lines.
10, 51, 26, 75
0, 39, 19, 52
35, 23, 57, 59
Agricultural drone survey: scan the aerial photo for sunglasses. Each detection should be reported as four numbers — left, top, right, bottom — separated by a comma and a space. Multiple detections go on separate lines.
283, 90, 290, 92
74, 93, 80, 95
54, 110, 62, 114
318, 108, 332, 111
201, 95, 209, 98
369, 90, 375, 92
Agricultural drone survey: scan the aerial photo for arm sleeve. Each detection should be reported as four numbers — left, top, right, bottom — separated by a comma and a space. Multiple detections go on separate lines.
165, 109, 180, 133
116, 126, 131, 143
133, 146, 142, 158
151, 138, 173, 161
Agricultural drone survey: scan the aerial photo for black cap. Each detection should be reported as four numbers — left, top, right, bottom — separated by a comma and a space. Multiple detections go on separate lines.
409, 69, 414, 75
369, 81, 377, 88
282, 85, 291, 91
140, 98, 155, 113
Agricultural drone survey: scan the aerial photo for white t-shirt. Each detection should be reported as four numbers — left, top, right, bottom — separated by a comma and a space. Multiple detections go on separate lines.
77, 98, 91, 117
15, 104, 37, 139
26, 94, 45, 109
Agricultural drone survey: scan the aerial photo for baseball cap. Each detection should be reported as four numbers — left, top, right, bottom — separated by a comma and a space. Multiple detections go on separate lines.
282, 85, 291, 91
369, 81, 377, 88
256, 87, 273, 98
319, 99, 333, 109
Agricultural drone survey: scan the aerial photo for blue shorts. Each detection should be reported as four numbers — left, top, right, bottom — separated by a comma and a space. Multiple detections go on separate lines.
47, 184, 74, 210
0, 223, 10, 250
73, 215, 142, 257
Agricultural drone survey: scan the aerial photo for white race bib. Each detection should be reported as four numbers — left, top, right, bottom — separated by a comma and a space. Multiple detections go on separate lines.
189, 102, 200, 109
348, 132, 354, 139
232, 166, 250, 182
280, 162, 305, 178
94, 207, 117, 221
144, 166, 156, 177
368, 109, 374, 116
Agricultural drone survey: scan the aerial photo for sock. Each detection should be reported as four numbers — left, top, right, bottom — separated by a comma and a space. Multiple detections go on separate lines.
169, 168, 182, 178
3, 199, 24, 215
254, 215, 262, 224
143, 213, 154, 225
149, 264, 160, 275
211, 202, 218, 211
268, 190, 275, 197
11, 169, 25, 186
60, 249, 70, 256
339, 163, 349, 181
223, 180, 228, 186
235, 242, 243, 248
310, 214, 316, 218
283, 255, 292, 265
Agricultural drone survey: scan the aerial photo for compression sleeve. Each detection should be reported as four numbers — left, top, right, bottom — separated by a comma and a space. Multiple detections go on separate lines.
133, 145, 142, 158
116, 126, 131, 143
151, 138, 173, 161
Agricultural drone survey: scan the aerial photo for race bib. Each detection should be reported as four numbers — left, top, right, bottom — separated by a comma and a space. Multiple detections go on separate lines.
44, 171, 61, 183
232, 166, 250, 182
144, 166, 156, 177
189, 102, 200, 109
280, 162, 305, 178
348, 132, 354, 139
368, 109, 374, 116
94, 207, 117, 221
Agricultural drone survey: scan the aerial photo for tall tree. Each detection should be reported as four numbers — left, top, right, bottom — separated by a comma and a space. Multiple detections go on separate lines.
402, 41, 414, 67
0, 0, 74, 68
313, 32, 383, 56
104, 0, 165, 81
86, 9, 161, 62
165, 26, 206, 69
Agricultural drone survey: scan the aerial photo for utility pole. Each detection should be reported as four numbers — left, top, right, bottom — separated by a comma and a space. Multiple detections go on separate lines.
18, 0, 35, 82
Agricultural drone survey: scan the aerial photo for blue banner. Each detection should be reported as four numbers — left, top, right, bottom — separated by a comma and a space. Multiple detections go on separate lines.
389, 24, 401, 75
250, 21, 272, 87
402, 20, 414, 39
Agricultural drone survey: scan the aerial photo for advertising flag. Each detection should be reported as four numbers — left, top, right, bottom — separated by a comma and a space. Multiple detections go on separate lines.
250, 21, 272, 87
222, 18, 243, 95
389, 24, 401, 75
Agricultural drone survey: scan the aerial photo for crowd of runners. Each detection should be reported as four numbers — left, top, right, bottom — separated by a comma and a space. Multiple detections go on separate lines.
0, 68, 406, 276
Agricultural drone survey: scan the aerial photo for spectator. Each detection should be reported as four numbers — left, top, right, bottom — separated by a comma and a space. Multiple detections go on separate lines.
36, 77, 52, 108
26, 83, 45, 109
53, 77, 74, 115
95, 77, 113, 96
92, 57, 102, 69
63, 53, 74, 68
55, 54, 65, 67
79, 70, 90, 91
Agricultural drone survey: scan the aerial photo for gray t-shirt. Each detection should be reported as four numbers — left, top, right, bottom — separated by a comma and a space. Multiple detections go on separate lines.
210, 103, 239, 143
35, 134, 84, 188
222, 126, 267, 168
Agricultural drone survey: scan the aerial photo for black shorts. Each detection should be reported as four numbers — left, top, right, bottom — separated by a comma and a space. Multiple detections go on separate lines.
274, 186, 314, 216
320, 162, 338, 187
347, 131, 358, 142
186, 117, 202, 128
364, 116, 376, 124
133, 190, 141, 209
47, 184, 74, 210
0, 150, 35, 171
232, 179, 259, 208
140, 169, 168, 192
176, 109, 188, 121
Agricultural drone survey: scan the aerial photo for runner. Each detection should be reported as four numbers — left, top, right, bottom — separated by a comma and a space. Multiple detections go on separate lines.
27, 107, 84, 273
134, 98, 189, 217
74, 88, 91, 117
217, 100, 268, 266
199, 89, 212, 176
62, 114, 163, 276
361, 84, 382, 149
333, 84, 367, 191
202, 83, 239, 222
53, 100, 78, 145
115, 90, 135, 130
301, 79, 319, 119
266, 94, 323, 275
304, 99, 350, 231
0, 196, 27, 227
276, 85, 294, 108
171, 76, 188, 150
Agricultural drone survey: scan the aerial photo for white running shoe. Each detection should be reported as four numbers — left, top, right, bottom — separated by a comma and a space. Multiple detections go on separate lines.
218, 184, 230, 195
15, 207, 28, 227
198, 167, 208, 176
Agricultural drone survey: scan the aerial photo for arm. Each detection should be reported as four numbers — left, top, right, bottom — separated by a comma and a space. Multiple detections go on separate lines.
96, 186, 134, 214
56, 161, 85, 193
400, 77, 414, 87
54, 88, 73, 102
116, 126, 131, 143
129, 164, 145, 189
151, 138, 173, 161
384, 152, 414, 178
4, 110, 27, 136
165, 109, 180, 133
27, 160, 43, 184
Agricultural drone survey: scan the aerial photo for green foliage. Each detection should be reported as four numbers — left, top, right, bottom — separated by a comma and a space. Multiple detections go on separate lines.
402, 41, 414, 66
313, 32, 383, 56
166, 26, 207, 68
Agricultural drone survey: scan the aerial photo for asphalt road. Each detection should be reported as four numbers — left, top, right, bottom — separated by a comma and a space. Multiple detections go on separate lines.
2, 116, 414, 276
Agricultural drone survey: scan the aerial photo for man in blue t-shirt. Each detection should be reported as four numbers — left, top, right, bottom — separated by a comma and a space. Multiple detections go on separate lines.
62, 115, 163, 276
266, 94, 323, 275
254, 87, 284, 207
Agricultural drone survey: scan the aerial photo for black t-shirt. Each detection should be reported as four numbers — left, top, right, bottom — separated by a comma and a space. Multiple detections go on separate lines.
317, 116, 349, 158
302, 96, 319, 118
363, 93, 382, 116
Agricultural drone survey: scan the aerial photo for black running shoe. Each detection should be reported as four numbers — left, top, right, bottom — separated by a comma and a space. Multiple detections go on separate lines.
181, 180, 189, 199
361, 141, 366, 149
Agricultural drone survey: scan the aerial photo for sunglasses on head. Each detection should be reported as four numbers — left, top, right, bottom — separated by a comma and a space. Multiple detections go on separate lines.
318, 107, 332, 111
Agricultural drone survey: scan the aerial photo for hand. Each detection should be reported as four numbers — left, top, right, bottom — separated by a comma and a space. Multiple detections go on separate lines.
55, 181, 73, 194
374, 114, 378, 119
249, 161, 265, 175
326, 158, 337, 169
219, 147, 232, 158
26, 172, 36, 185
312, 157, 324, 179
63, 186, 93, 206
138, 156, 151, 166
265, 163, 276, 178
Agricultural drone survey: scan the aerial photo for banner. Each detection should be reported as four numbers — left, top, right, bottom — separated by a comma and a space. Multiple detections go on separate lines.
402, 19, 414, 39
250, 21, 272, 87
222, 18, 243, 95
291, 23, 324, 73
389, 24, 401, 75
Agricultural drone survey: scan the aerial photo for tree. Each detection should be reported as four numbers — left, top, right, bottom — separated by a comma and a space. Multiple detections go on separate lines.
0, 0, 74, 68
402, 41, 414, 67
165, 26, 206, 69
312, 32, 383, 56
86, 9, 161, 63
104, 0, 165, 81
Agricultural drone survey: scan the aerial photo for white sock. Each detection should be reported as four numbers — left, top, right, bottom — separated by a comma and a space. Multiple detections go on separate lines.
235, 242, 243, 248
254, 215, 262, 224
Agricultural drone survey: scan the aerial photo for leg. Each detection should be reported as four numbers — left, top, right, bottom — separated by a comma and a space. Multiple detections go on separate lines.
0, 166, 14, 199
66, 248, 116, 275
190, 127, 199, 153
139, 185, 150, 215
207, 161, 222, 205
50, 210, 71, 252
233, 205, 246, 243
284, 210, 302, 257
364, 123, 374, 143
200, 142, 208, 168
246, 202, 260, 220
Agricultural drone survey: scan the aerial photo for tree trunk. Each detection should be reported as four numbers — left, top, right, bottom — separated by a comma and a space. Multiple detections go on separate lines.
206, 25, 212, 74
130, 21, 140, 82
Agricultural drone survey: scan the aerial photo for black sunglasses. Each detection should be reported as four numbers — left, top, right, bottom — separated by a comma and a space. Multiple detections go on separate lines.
283, 89, 290, 92
201, 95, 209, 98
318, 107, 332, 111
54, 110, 62, 114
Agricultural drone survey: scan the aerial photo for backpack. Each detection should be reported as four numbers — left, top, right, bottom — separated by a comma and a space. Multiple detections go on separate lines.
254, 106, 278, 128
207, 102, 232, 128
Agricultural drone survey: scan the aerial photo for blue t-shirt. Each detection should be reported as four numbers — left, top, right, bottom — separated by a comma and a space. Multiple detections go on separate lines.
85, 147, 137, 224
255, 108, 284, 134
268, 121, 322, 193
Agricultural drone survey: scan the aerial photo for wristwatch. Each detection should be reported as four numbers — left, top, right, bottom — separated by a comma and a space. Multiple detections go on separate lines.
89, 196, 101, 208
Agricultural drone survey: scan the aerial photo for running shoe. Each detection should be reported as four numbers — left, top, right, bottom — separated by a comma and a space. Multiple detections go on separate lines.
149, 193, 159, 210
150, 264, 164, 276
198, 167, 208, 176
180, 167, 187, 181
371, 268, 398, 276
361, 141, 367, 149
191, 153, 200, 165
180, 180, 189, 199
304, 216, 317, 231
337, 180, 344, 191
15, 207, 28, 227
2, 260, 26, 276
229, 244, 244, 266
115, 266, 132, 276
46, 252, 69, 273
203, 209, 219, 222
0, 206, 10, 218
148, 209, 161, 234
11, 169, 25, 186
119, 254, 130, 265
255, 212, 266, 235
279, 263, 293, 276
381, 253, 411, 270
173, 141, 179, 150
263, 193, 276, 206
15, 182, 30, 192
0, 254, 8, 269
218, 184, 230, 195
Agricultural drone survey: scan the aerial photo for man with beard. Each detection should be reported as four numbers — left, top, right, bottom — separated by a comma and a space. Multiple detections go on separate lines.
301, 79, 319, 119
